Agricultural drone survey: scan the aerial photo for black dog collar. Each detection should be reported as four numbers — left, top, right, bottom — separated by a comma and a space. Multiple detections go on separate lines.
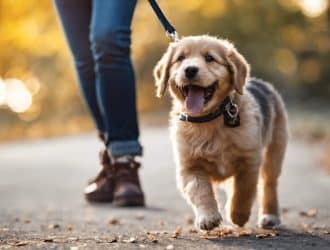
179, 96, 240, 127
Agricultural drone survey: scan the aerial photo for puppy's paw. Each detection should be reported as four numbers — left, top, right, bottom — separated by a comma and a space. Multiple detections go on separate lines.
230, 211, 250, 227
195, 211, 222, 231
258, 214, 280, 229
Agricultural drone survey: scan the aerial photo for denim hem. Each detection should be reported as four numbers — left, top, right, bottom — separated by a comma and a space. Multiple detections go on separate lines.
107, 140, 143, 157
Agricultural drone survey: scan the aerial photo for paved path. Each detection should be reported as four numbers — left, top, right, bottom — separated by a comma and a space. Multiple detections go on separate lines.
0, 127, 329, 249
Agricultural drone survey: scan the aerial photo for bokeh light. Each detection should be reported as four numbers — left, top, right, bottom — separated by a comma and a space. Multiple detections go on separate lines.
297, 0, 328, 18
274, 49, 298, 76
300, 59, 321, 83
0, 79, 6, 106
5, 79, 33, 113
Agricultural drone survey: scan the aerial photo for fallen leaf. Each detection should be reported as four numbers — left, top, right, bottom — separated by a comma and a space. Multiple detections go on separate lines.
108, 237, 117, 243
15, 241, 30, 246
256, 231, 279, 239
234, 229, 253, 237
122, 237, 137, 243
147, 235, 158, 243
67, 224, 73, 231
299, 209, 318, 218
171, 226, 182, 238
48, 224, 60, 229
42, 238, 54, 243
24, 219, 31, 224
108, 218, 120, 225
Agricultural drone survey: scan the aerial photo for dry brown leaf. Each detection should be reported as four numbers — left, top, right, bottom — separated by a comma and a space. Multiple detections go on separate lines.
108, 218, 120, 225
299, 209, 318, 218
66, 224, 73, 231
123, 237, 137, 243
147, 235, 158, 243
108, 237, 118, 243
42, 238, 54, 243
200, 235, 218, 240
256, 231, 279, 239
24, 219, 31, 224
14, 241, 30, 246
171, 226, 182, 238
234, 229, 253, 237
48, 224, 60, 229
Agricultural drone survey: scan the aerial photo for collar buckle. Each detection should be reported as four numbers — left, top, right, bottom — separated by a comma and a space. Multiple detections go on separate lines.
179, 113, 188, 122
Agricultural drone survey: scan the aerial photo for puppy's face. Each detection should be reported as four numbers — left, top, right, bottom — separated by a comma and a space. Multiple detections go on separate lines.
154, 36, 250, 116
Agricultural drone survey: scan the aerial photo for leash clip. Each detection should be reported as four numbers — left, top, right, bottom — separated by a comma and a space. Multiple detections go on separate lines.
166, 30, 179, 42
224, 98, 240, 127
179, 113, 188, 121
225, 102, 239, 119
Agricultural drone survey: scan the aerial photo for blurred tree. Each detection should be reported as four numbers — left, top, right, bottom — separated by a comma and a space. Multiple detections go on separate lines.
0, 0, 329, 140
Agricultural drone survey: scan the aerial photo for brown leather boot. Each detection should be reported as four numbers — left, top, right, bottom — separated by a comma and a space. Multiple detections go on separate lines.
84, 149, 115, 203
112, 159, 145, 207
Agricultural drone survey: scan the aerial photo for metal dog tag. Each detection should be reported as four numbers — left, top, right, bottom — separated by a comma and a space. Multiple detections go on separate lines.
224, 102, 240, 127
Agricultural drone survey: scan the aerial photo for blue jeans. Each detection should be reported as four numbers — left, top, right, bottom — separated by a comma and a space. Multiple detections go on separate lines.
54, 0, 142, 157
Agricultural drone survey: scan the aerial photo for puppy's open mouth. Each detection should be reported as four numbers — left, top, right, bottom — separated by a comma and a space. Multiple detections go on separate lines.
177, 81, 217, 115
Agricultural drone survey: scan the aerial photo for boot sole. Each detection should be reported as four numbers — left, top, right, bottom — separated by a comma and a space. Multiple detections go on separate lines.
85, 194, 113, 203
113, 195, 145, 207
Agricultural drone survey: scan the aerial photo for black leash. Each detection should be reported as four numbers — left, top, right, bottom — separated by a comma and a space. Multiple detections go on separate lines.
148, 0, 178, 41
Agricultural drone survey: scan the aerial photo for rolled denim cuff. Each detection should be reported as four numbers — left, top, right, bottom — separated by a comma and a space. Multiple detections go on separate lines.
107, 140, 143, 158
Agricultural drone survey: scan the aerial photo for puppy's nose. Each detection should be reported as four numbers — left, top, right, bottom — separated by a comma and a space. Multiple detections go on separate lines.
185, 66, 199, 79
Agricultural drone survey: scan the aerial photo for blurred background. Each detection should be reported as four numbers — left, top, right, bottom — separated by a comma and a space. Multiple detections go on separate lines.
0, 0, 329, 142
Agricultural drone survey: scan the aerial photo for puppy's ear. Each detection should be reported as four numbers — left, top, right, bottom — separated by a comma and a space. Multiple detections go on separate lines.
226, 48, 250, 95
154, 44, 175, 98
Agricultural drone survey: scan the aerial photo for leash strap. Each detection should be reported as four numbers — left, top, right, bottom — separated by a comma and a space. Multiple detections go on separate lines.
148, 0, 178, 41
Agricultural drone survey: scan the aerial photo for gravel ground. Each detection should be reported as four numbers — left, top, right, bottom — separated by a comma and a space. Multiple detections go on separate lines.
0, 127, 329, 249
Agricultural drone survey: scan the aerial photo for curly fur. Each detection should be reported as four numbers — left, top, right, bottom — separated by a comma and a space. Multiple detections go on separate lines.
154, 35, 289, 230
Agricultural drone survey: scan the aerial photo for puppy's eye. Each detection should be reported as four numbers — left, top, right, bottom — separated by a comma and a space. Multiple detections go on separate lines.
205, 54, 215, 63
177, 55, 185, 62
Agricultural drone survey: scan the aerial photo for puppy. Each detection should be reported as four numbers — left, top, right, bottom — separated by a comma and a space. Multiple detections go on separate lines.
154, 35, 289, 230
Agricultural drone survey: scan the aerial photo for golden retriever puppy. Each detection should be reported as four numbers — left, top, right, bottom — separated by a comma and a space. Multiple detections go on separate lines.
154, 35, 289, 230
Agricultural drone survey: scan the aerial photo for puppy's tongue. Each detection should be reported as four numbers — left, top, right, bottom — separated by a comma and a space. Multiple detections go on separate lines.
184, 85, 205, 115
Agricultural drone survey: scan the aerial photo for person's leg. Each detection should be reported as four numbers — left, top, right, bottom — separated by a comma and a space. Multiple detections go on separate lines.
54, 0, 115, 203
90, 0, 142, 158
89, 0, 144, 206
53, 0, 105, 134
